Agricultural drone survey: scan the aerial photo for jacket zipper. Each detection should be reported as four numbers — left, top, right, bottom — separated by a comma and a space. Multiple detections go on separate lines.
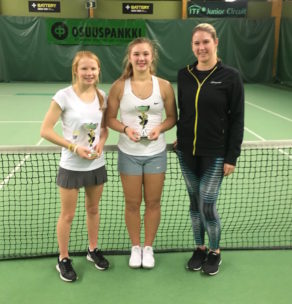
187, 65, 218, 155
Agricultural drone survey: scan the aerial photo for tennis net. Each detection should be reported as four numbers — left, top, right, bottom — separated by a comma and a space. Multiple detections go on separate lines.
0, 141, 292, 259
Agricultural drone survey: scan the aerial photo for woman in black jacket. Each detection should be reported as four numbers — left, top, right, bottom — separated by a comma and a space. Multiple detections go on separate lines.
176, 23, 244, 276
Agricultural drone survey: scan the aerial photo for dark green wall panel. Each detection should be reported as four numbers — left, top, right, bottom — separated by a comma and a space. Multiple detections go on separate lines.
0, 16, 280, 83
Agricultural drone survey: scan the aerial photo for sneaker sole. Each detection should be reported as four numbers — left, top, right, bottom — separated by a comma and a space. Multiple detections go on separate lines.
86, 254, 108, 271
142, 264, 155, 269
129, 265, 142, 269
56, 264, 77, 282
186, 265, 202, 271
129, 261, 142, 268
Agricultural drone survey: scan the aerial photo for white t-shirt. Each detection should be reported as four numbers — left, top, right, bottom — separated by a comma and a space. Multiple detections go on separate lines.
118, 76, 166, 156
53, 85, 106, 171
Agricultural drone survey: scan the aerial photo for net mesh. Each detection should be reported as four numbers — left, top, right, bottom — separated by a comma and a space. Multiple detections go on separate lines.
0, 141, 292, 260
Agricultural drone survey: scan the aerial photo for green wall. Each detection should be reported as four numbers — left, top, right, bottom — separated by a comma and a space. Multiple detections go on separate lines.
0, 17, 276, 83
283, 2, 292, 18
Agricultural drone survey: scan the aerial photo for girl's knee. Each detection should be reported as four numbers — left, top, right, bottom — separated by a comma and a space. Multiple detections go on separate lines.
86, 205, 99, 216
202, 203, 218, 221
125, 200, 142, 213
145, 200, 161, 211
59, 213, 75, 224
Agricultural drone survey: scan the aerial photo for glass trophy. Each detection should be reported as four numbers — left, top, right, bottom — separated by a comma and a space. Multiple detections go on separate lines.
83, 123, 98, 157
137, 105, 150, 139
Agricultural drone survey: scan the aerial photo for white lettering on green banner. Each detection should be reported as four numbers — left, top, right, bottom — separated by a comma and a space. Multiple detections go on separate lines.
47, 19, 146, 45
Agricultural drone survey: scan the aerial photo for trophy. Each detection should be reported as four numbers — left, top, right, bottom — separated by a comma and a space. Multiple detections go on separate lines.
137, 105, 150, 139
83, 123, 98, 157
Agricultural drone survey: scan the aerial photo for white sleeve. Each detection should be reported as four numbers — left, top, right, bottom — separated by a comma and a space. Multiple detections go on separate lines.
52, 89, 66, 111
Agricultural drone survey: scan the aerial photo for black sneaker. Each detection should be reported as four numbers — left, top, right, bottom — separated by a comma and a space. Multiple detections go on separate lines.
56, 257, 77, 282
87, 248, 109, 270
187, 247, 208, 271
202, 251, 222, 275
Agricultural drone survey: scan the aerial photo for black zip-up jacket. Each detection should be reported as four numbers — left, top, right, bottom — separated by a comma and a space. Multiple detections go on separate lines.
177, 61, 244, 165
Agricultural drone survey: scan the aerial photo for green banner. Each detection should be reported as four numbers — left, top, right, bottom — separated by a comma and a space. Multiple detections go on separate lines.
46, 18, 146, 45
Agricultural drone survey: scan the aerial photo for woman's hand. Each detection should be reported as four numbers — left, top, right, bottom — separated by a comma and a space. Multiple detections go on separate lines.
147, 126, 162, 140
75, 146, 99, 160
223, 163, 235, 176
93, 142, 105, 158
125, 127, 141, 142
173, 139, 177, 150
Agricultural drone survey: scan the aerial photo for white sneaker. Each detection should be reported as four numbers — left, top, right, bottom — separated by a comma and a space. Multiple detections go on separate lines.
142, 246, 155, 269
129, 246, 142, 268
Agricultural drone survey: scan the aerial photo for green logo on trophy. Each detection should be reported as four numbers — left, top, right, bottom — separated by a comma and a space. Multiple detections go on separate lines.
137, 105, 150, 138
83, 123, 98, 157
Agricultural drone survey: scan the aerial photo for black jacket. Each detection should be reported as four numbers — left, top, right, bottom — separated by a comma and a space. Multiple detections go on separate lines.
177, 61, 244, 165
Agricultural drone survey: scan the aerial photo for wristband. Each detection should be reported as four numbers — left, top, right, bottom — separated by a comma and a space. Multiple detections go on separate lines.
123, 126, 128, 134
68, 143, 78, 153
68, 143, 75, 152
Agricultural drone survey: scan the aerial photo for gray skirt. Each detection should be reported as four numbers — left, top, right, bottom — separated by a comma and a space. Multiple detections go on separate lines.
56, 166, 107, 189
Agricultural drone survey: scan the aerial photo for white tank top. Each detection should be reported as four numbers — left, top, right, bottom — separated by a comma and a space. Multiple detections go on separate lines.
118, 76, 166, 156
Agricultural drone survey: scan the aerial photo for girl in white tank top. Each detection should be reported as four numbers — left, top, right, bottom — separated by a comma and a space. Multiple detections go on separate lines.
107, 38, 177, 269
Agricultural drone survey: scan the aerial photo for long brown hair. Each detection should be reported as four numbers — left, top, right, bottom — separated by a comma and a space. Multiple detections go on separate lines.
72, 51, 105, 110
120, 37, 158, 80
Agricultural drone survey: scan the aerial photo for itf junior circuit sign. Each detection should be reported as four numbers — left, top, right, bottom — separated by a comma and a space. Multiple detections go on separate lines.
187, 1, 247, 18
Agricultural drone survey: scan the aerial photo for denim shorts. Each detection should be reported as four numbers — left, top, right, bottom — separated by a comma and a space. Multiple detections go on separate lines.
118, 149, 167, 175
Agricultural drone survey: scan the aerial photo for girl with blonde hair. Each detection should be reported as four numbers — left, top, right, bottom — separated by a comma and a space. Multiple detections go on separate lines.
107, 38, 177, 269
41, 51, 109, 282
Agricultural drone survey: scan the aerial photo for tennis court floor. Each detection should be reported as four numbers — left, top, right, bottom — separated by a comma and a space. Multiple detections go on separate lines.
0, 82, 291, 304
